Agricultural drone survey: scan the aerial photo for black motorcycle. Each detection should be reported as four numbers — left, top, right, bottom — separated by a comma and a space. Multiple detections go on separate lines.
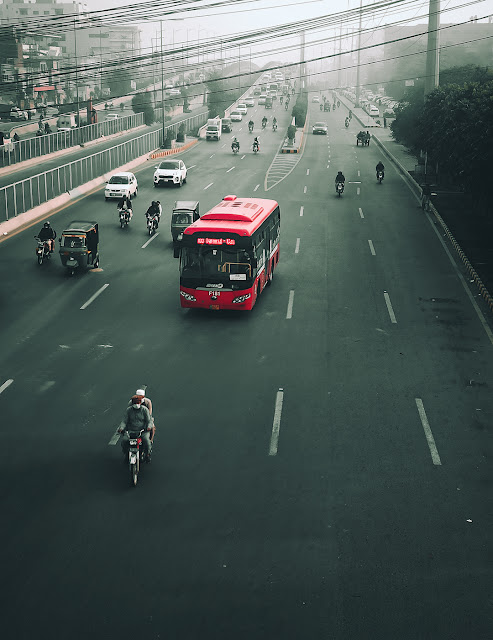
119, 208, 131, 229
124, 428, 149, 487
336, 182, 345, 197
146, 214, 159, 235
377, 170, 384, 184
34, 236, 51, 265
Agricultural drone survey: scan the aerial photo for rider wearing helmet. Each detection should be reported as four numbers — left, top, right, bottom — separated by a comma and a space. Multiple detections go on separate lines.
376, 161, 385, 179
248, 119, 254, 131
232, 136, 240, 152
146, 201, 161, 227
38, 221, 57, 252
335, 171, 345, 186
262, 116, 267, 127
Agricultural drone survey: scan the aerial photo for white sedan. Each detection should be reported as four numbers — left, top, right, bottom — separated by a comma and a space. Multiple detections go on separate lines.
104, 172, 138, 200
230, 111, 243, 122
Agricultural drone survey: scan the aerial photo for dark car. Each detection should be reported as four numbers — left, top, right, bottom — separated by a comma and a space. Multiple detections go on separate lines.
221, 118, 232, 133
324, 102, 331, 112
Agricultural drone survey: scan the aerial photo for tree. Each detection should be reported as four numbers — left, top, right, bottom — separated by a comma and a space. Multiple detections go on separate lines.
131, 91, 154, 125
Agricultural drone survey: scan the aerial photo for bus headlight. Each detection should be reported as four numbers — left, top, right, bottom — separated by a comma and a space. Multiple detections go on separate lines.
232, 293, 251, 304
180, 291, 196, 302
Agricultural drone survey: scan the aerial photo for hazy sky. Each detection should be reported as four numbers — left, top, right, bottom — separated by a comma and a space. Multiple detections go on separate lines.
83, 0, 493, 66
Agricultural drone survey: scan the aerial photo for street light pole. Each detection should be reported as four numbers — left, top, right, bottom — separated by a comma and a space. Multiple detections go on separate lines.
74, 17, 80, 126
160, 19, 165, 147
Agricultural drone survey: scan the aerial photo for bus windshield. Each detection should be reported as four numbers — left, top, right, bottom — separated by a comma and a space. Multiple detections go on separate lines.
181, 246, 253, 280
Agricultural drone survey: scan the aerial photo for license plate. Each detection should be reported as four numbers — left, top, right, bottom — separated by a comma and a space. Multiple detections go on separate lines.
210, 304, 220, 310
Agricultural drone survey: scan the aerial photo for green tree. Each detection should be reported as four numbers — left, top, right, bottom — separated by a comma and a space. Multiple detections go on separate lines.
131, 91, 154, 125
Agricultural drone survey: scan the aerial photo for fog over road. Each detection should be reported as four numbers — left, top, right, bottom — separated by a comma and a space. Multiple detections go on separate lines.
1, 96, 492, 640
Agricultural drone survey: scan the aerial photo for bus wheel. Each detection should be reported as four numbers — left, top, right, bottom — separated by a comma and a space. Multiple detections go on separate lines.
267, 266, 274, 285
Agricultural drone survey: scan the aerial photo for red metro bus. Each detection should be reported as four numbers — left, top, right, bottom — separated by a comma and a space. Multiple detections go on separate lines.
179, 195, 280, 310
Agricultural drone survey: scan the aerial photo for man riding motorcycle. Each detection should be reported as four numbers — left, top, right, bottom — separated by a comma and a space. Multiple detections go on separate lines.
37, 221, 56, 253
335, 171, 346, 192
231, 137, 240, 153
272, 117, 277, 131
129, 388, 156, 441
253, 137, 260, 152
117, 195, 133, 221
261, 116, 267, 129
248, 119, 254, 132
376, 161, 385, 181
146, 201, 162, 228
119, 395, 153, 461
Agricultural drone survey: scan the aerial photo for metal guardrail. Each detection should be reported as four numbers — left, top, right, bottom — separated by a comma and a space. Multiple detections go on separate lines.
0, 110, 207, 221
0, 112, 144, 169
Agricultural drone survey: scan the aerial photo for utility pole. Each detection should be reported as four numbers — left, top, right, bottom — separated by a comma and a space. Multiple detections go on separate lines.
160, 20, 166, 147
354, 0, 363, 107
424, 0, 440, 97
74, 17, 80, 126
300, 30, 305, 91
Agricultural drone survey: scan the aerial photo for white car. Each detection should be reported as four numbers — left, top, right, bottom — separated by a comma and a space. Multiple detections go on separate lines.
312, 96, 320, 103
368, 105, 380, 116
230, 110, 243, 122
236, 103, 248, 115
105, 172, 138, 200
168, 88, 181, 96
245, 97, 255, 107
153, 159, 187, 187
258, 95, 267, 105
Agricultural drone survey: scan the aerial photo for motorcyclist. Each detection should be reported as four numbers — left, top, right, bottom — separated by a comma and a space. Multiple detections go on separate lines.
335, 171, 345, 189
421, 183, 432, 210
231, 136, 240, 152
128, 388, 156, 442
279, 95, 283, 104
146, 201, 161, 228
345, 117, 349, 128
272, 117, 277, 130
37, 221, 56, 252
261, 116, 267, 129
119, 395, 153, 461
348, 109, 352, 120
117, 195, 133, 221
253, 137, 260, 152
13, 132, 20, 142
248, 119, 254, 132
376, 161, 385, 180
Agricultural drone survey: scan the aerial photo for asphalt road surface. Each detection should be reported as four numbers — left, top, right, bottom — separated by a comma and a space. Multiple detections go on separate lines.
1, 98, 492, 640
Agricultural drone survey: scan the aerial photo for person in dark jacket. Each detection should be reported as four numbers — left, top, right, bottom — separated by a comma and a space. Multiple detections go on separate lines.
38, 221, 57, 252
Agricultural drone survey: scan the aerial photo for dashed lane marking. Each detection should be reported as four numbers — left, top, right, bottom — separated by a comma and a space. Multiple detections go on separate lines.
141, 232, 160, 249
0, 379, 13, 394
268, 388, 284, 456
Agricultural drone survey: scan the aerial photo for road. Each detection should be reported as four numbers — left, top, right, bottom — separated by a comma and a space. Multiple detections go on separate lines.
1, 97, 492, 640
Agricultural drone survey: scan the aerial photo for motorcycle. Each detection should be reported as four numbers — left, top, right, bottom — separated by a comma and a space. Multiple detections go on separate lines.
248, 123, 253, 133
345, 119, 349, 128
336, 182, 344, 197
34, 236, 51, 265
261, 121, 267, 130
119, 208, 131, 229
124, 428, 149, 487
232, 143, 239, 154
285, 103, 289, 110
272, 123, 277, 131
377, 170, 384, 184
146, 214, 159, 235
253, 142, 259, 154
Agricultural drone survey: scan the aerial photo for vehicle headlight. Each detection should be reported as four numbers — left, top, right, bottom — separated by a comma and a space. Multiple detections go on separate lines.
180, 291, 196, 302
232, 293, 251, 304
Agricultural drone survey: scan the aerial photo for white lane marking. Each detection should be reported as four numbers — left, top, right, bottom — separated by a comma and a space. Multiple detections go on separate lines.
108, 430, 121, 446
0, 379, 13, 394
188, 164, 196, 169
204, 182, 213, 190
306, 169, 310, 175
254, 184, 260, 191
221, 144, 226, 148
286, 290, 295, 319
226, 167, 235, 173
141, 232, 160, 249
39, 381, 55, 393
295, 238, 300, 254
269, 388, 284, 456
368, 239, 376, 255
80, 283, 110, 310
359, 207, 364, 218
383, 291, 397, 323
358, 170, 360, 177
241, 154, 246, 160
303, 186, 307, 194
415, 398, 442, 465
209, 154, 215, 158
357, 187, 361, 195
300, 206, 304, 217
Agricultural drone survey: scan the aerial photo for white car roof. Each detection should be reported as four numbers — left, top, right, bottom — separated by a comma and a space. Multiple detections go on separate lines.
111, 172, 135, 178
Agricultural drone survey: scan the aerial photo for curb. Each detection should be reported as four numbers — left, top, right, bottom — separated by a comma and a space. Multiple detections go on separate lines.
149, 138, 199, 159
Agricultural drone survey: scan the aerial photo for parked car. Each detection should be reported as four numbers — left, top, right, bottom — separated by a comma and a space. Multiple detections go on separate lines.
312, 121, 328, 135
230, 110, 243, 122
104, 172, 138, 200
153, 159, 187, 187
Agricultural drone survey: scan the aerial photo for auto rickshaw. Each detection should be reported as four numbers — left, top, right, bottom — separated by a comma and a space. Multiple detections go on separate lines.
58, 221, 100, 275
171, 201, 199, 258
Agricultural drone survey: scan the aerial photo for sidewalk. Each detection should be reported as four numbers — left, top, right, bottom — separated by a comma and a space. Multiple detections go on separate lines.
336, 92, 493, 316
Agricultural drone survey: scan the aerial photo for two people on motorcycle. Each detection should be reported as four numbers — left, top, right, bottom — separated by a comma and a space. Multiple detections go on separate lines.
376, 161, 385, 180
146, 200, 162, 227
118, 195, 133, 221
335, 171, 345, 191
253, 137, 260, 152
231, 137, 240, 153
119, 389, 156, 461
38, 221, 56, 252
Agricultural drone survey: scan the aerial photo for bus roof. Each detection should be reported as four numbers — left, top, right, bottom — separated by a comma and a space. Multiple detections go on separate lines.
184, 196, 278, 237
